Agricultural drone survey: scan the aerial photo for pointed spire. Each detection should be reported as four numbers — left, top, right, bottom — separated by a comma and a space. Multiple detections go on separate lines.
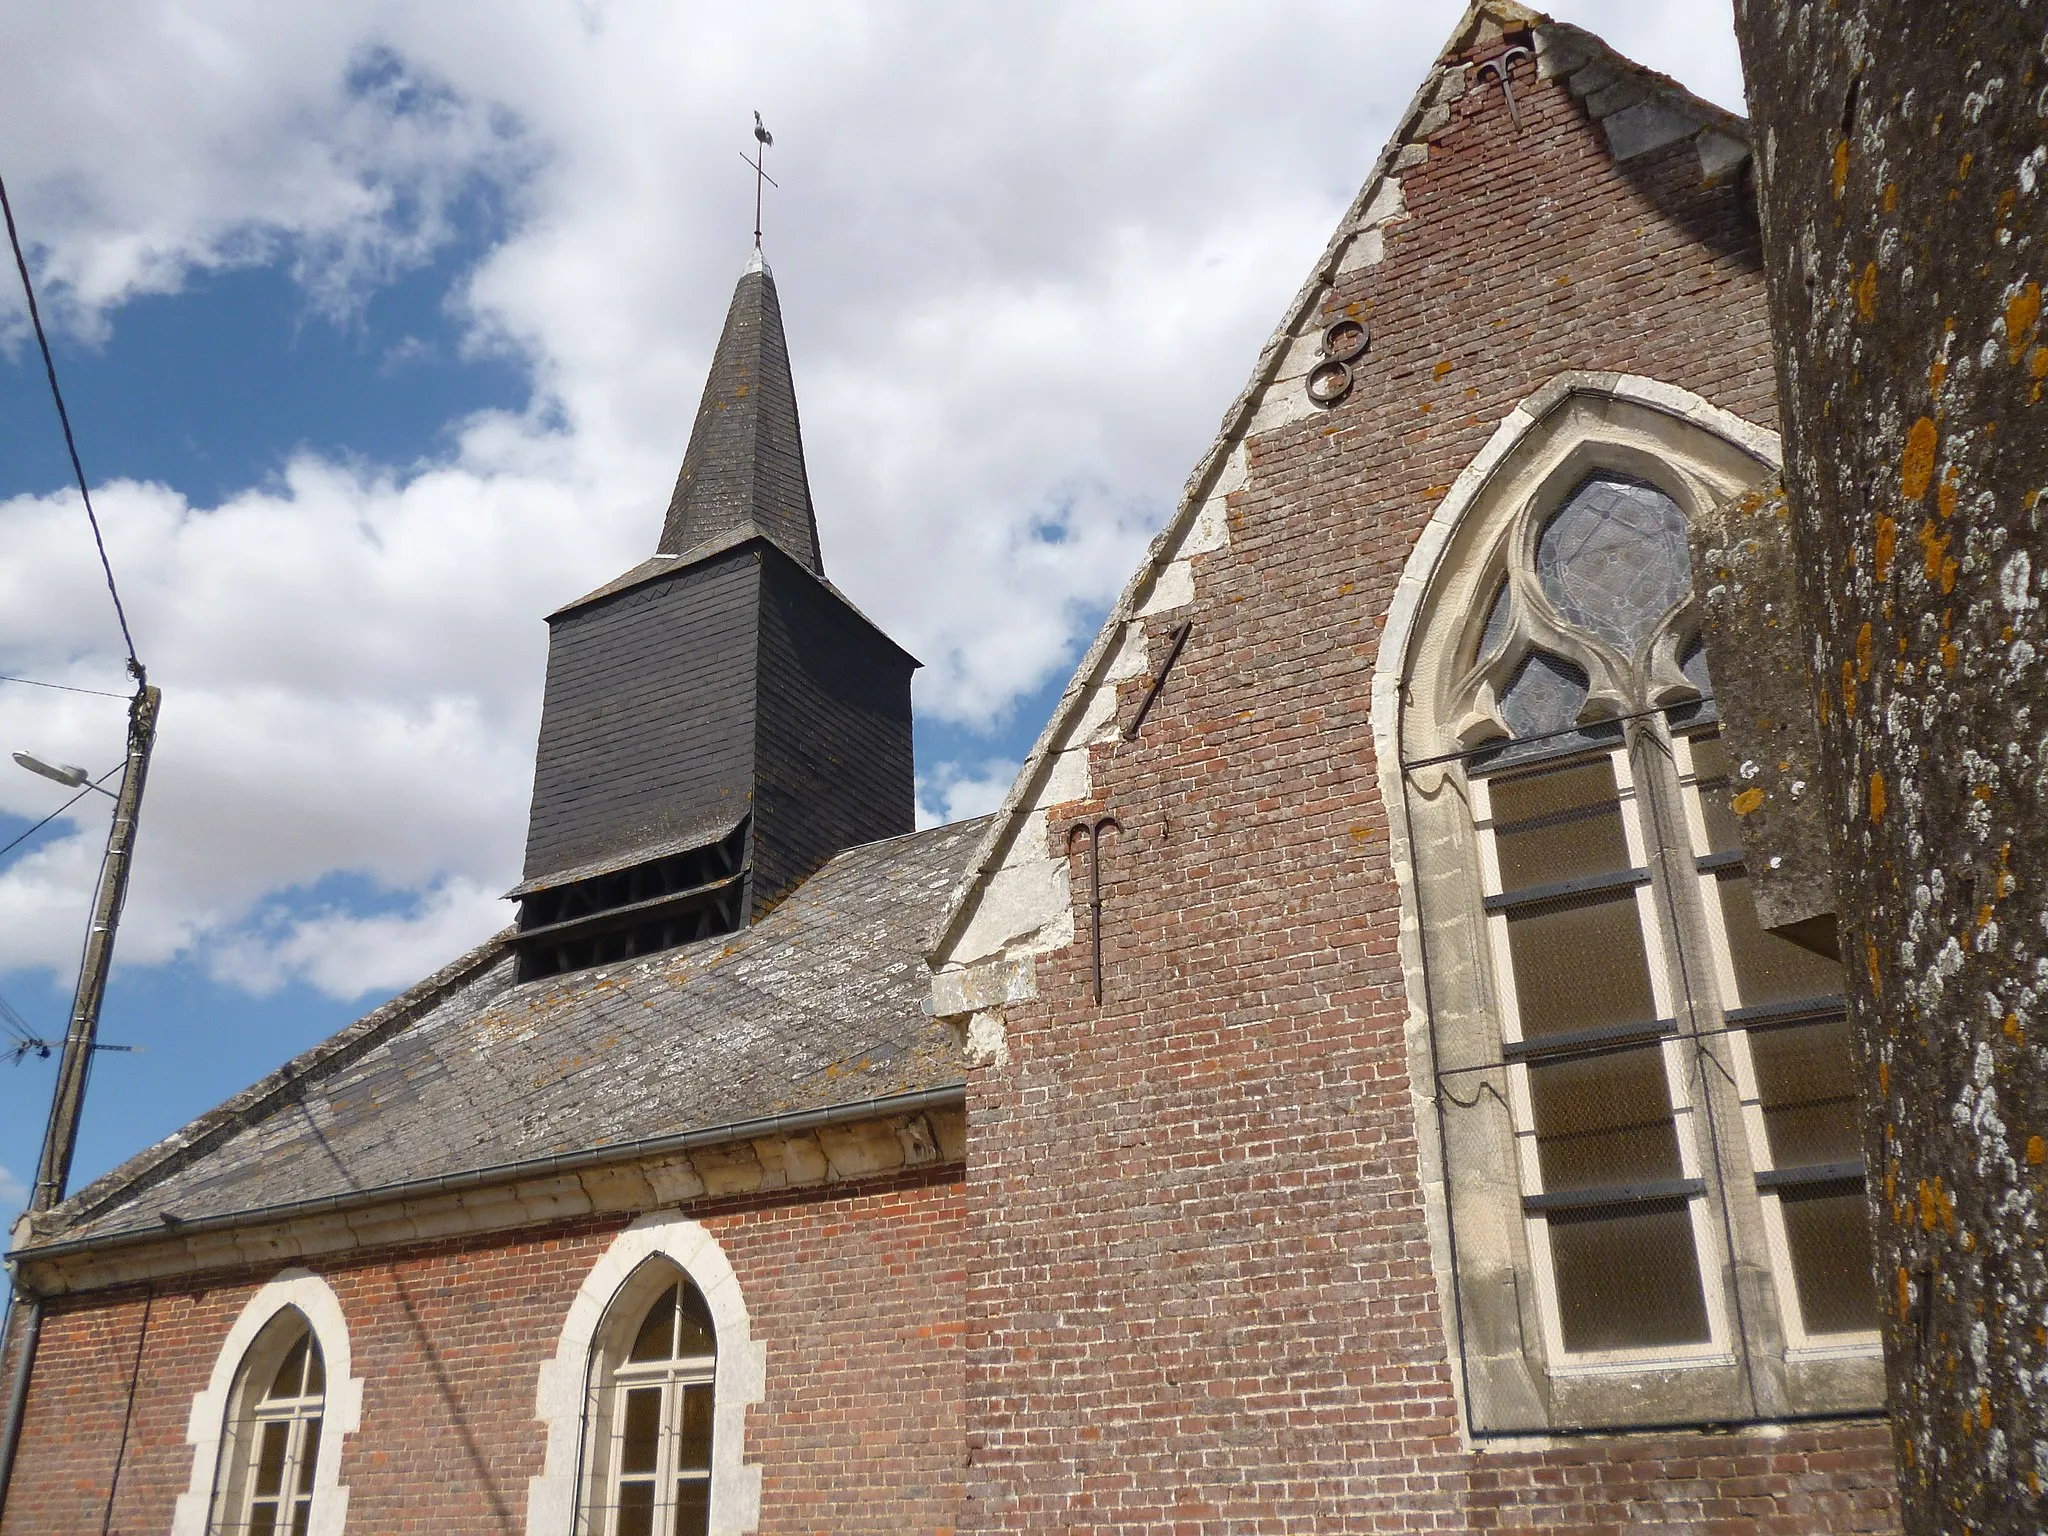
657, 253, 824, 575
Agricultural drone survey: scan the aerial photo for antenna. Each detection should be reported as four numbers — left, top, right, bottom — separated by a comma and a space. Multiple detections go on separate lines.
742, 111, 779, 250
0, 988, 138, 1068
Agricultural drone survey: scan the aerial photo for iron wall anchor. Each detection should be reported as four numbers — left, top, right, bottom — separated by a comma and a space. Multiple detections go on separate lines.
1067, 814, 1123, 1005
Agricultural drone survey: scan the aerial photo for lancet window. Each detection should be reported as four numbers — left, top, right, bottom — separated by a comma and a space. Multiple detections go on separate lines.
583, 1268, 718, 1536
1392, 385, 1882, 1432
209, 1311, 326, 1536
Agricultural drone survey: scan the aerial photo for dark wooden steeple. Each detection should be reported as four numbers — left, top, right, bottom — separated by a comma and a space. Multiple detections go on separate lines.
511, 251, 917, 981
658, 248, 824, 574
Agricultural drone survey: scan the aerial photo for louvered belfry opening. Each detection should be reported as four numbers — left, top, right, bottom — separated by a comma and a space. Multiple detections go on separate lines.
515, 819, 752, 982
511, 251, 917, 984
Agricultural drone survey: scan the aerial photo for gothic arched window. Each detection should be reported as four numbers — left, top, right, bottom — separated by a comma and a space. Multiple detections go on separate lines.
210, 1310, 326, 1536
584, 1268, 718, 1536
1386, 379, 1881, 1433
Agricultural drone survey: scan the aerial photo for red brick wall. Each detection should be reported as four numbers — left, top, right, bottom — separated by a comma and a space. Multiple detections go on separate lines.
0, 1167, 964, 1535
1, 35, 1910, 1536
960, 36, 1898, 1536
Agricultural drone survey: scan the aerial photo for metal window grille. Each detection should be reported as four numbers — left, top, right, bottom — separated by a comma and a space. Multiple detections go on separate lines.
1405, 711, 1880, 1435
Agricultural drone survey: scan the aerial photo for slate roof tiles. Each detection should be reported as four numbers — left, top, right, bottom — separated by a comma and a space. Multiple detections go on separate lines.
36, 817, 987, 1249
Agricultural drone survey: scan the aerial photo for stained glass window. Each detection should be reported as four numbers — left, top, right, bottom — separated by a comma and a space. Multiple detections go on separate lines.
1536, 475, 1695, 653
1497, 651, 1590, 740
1464, 469, 1862, 1366
1478, 578, 1513, 662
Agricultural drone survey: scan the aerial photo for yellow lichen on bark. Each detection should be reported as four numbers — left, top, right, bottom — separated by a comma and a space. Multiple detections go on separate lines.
1871, 769, 1888, 822
1858, 261, 1880, 319
1903, 416, 1939, 499
2008, 281, 2042, 363
1919, 1175, 1956, 1230
1920, 518, 1953, 586
1876, 514, 1898, 581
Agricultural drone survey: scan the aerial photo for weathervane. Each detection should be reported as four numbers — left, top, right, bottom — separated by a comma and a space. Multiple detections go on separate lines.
743, 111, 779, 249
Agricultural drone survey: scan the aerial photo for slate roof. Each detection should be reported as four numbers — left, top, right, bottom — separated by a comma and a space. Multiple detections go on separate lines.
657, 249, 824, 575
35, 817, 987, 1250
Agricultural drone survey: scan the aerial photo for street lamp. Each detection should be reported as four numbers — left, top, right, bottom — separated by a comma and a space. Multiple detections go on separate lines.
11, 752, 114, 797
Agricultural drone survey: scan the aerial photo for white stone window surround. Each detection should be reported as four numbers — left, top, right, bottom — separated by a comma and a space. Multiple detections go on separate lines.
528, 1214, 765, 1536
172, 1269, 363, 1536
1373, 372, 1883, 1435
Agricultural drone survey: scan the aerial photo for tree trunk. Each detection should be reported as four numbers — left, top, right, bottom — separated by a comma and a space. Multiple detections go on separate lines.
1732, 3, 2048, 1527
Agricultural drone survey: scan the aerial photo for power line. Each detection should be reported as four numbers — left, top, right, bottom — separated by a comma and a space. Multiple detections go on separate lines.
0, 764, 117, 864
0, 990, 35, 1050
0, 675, 129, 700
0, 169, 144, 684
0, 987, 138, 1068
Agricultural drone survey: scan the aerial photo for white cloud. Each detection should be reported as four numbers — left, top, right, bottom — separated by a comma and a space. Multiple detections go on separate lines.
205, 876, 511, 997
917, 759, 1022, 831
0, 1, 1746, 998
0, 1162, 24, 1209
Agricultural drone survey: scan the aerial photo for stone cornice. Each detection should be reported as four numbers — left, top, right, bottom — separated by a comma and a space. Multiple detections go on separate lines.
11, 1091, 964, 1298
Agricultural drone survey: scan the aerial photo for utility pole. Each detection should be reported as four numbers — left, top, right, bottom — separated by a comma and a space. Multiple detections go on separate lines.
0, 681, 158, 1516
28, 682, 159, 1213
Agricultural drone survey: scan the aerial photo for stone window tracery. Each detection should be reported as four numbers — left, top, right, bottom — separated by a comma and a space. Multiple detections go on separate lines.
1381, 376, 1882, 1434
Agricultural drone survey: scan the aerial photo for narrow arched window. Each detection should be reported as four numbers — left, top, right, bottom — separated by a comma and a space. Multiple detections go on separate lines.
586, 1270, 717, 1536
210, 1309, 325, 1536
1390, 380, 1882, 1431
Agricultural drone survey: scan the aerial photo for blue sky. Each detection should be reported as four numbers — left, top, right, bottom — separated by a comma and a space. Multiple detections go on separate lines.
0, 0, 1744, 1264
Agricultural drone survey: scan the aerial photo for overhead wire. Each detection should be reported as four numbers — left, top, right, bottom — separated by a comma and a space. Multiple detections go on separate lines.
0, 990, 36, 1051
0, 169, 144, 684
1, 991, 48, 1066
0, 764, 118, 864
0, 675, 129, 700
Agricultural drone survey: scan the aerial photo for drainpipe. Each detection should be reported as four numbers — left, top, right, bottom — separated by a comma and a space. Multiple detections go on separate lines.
0, 1288, 43, 1520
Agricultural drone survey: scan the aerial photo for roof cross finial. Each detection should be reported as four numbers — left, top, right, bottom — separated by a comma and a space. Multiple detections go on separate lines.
744, 112, 779, 250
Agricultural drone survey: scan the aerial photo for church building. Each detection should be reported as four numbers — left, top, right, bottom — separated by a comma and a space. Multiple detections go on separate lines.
1, 5, 1904, 1531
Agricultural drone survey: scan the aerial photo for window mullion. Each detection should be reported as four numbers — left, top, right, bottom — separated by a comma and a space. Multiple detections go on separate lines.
659, 1372, 682, 1536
